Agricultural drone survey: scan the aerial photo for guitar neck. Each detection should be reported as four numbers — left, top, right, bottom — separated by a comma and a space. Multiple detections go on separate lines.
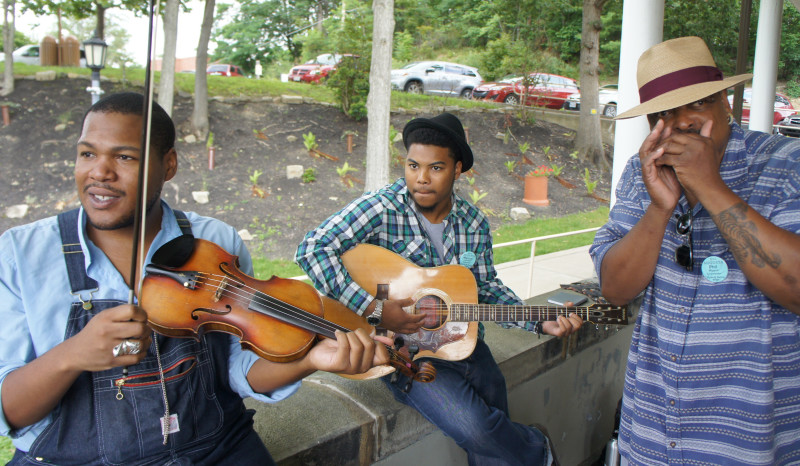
450, 303, 589, 322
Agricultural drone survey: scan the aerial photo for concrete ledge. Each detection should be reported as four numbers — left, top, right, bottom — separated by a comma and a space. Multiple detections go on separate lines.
249, 290, 636, 465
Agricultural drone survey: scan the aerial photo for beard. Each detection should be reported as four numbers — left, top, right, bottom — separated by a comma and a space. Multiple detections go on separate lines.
87, 188, 162, 231
412, 195, 435, 212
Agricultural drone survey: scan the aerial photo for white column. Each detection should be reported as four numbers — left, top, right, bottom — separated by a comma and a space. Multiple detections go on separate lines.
749, 0, 784, 134
610, 0, 665, 205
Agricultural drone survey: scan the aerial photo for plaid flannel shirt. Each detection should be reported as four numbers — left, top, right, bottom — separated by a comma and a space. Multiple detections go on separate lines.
295, 178, 536, 333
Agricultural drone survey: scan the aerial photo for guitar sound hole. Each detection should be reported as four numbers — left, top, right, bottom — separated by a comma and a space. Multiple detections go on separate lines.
415, 295, 447, 330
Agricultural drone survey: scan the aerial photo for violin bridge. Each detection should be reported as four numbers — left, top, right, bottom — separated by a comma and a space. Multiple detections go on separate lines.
213, 278, 230, 302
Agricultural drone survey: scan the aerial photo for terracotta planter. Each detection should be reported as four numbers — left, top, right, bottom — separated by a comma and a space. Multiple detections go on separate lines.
523, 175, 550, 206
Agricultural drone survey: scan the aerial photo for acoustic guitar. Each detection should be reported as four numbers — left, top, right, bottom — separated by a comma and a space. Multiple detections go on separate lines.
341, 243, 628, 363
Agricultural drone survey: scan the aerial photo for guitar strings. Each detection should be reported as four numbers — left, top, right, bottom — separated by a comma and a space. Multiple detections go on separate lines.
180, 271, 613, 325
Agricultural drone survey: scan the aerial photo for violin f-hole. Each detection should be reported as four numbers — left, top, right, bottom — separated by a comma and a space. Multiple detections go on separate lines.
191, 305, 232, 320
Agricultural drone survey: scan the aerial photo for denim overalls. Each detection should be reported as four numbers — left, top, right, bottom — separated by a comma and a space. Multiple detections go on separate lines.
10, 209, 272, 465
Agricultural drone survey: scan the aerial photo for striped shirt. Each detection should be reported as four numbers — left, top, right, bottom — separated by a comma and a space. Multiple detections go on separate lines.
590, 123, 800, 465
295, 178, 528, 329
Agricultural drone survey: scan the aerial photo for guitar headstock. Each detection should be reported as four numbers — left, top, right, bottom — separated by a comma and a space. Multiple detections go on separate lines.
583, 303, 629, 325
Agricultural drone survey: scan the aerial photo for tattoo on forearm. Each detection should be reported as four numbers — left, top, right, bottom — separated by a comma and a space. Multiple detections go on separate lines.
713, 203, 781, 269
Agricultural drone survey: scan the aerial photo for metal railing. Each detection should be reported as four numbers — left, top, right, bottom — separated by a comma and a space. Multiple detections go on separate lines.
492, 227, 600, 298
289, 227, 601, 297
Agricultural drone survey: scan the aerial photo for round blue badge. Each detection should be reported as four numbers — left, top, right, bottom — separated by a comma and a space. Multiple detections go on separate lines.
701, 255, 728, 282
459, 251, 477, 268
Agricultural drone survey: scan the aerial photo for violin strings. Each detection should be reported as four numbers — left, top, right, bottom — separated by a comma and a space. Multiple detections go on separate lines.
181, 272, 413, 364
191, 272, 346, 337
176, 272, 411, 360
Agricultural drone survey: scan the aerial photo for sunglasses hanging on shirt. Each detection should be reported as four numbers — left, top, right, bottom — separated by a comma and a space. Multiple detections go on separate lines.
675, 212, 693, 271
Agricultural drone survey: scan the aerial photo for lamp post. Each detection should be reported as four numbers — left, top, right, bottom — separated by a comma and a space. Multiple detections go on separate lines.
83, 32, 108, 104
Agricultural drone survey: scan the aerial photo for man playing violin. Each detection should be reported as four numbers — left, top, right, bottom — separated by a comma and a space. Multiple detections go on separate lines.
0, 92, 390, 464
296, 112, 583, 465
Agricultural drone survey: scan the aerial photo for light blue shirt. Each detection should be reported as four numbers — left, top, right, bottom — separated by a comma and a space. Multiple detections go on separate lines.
0, 202, 299, 451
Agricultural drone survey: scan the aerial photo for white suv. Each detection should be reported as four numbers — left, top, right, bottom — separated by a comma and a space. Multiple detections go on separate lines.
391, 61, 482, 98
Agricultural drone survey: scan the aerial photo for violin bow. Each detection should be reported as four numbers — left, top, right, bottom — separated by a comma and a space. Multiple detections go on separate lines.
127, 0, 170, 445
130, 0, 160, 297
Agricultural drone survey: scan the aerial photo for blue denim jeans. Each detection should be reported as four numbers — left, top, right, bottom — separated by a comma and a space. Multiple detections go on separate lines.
383, 339, 549, 465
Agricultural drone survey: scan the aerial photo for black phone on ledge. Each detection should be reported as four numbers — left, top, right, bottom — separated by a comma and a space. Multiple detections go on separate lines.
547, 290, 589, 306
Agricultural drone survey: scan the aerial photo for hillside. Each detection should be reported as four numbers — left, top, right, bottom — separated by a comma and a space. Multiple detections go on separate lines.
0, 75, 612, 261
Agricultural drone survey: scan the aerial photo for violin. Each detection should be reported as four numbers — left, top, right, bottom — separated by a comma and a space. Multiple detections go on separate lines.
139, 236, 435, 384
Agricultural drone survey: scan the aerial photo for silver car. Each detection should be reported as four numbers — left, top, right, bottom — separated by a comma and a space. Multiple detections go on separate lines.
391, 61, 482, 98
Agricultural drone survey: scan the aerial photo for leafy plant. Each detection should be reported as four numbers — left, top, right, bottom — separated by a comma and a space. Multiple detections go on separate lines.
249, 169, 263, 186
550, 164, 564, 177
786, 79, 800, 98
542, 145, 552, 160
388, 125, 403, 165
206, 131, 215, 149
584, 168, 598, 194
528, 165, 554, 177
504, 160, 517, 174
517, 141, 530, 155
336, 161, 358, 177
327, 55, 370, 120
303, 132, 318, 151
465, 175, 476, 186
469, 189, 488, 204
302, 167, 316, 183
569, 150, 579, 160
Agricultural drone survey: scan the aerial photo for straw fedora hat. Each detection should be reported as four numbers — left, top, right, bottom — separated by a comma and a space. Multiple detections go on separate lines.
616, 36, 752, 119
403, 112, 474, 172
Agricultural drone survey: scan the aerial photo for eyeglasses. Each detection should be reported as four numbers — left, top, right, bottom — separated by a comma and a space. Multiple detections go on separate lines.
675, 212, 693, 271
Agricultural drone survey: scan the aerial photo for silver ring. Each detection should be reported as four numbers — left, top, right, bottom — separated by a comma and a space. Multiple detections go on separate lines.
112, 339, 142, 357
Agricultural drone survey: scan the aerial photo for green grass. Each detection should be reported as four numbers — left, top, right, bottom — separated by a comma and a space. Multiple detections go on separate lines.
253, 257, 305, 280
9, 62, 502, 112
249, 206, 609, 280
1, 436, 12, 462
492, 207, 609, 264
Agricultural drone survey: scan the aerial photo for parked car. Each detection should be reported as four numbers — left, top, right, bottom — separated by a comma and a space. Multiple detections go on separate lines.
776, 113, 800, 137
472, 73, 579, 108
728, 88, 796, 125
206, 64, 245, 77
11, 44, 40, 66
390, 61, 482, 98
562, 84, 619, 117
288, 53, 344, 83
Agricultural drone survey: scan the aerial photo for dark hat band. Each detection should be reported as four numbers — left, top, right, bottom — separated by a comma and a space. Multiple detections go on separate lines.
639, 65, 723, 103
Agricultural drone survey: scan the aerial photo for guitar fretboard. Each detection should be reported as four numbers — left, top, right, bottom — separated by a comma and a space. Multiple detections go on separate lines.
449, 303, 615, 324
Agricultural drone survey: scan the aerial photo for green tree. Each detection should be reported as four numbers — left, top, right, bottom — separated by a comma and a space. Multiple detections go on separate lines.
214, 0, 337, 69
0, 30, 32, 50
56, 12, 133, 67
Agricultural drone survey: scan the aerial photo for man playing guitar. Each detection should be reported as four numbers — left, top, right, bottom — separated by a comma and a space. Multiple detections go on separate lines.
296, 112, 583, 465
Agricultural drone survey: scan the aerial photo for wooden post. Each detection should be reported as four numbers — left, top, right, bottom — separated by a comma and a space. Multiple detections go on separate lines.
1, 106, 9, 126
346, 133, 354, 153
208, 146, 215, 170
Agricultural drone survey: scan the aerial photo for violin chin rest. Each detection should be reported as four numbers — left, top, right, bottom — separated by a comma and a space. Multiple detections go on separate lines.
151, 234, 196, 268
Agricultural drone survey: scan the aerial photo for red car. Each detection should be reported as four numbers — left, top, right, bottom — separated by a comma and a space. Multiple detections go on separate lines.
728, 88, 796, 125
472, 73, 579, 108
288, 53, 353, 84
206, 64, 245, 77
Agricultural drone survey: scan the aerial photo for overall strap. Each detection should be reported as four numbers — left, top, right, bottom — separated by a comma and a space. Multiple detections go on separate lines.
57, 208, 98, 293
56, 208, 194, 294
173, 209, 193, 235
